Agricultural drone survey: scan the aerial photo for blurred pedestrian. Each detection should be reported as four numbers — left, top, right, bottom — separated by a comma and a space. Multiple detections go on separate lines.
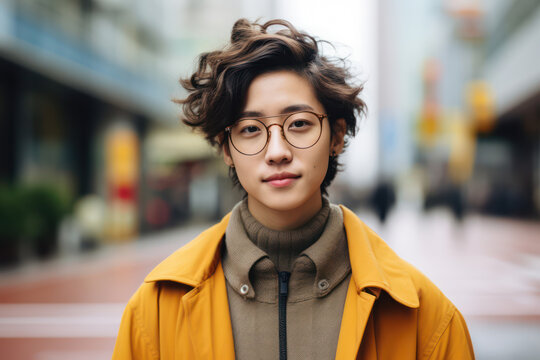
370, 180, 396, 223
113, 19, 474, 359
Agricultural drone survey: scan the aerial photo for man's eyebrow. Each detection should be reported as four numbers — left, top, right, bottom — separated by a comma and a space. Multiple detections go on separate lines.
238, 104, 315, 119
281, 104, 314, 113
238, 111, 264, 118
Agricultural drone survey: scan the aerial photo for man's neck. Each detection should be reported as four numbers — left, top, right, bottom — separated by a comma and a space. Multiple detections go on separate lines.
247, 195, 323, 231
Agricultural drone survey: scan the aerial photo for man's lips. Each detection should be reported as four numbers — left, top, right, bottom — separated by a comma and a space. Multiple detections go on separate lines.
263, 172, 301, 188
263, 172, 301, 182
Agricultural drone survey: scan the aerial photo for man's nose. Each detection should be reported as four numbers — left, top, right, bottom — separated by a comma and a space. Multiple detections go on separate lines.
264, 125, 292, 164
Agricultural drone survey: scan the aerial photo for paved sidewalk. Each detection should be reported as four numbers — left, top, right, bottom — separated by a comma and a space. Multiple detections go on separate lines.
0, 222, 210, 360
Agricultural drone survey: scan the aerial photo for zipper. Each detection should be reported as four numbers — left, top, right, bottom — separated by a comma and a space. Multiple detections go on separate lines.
279, 271, 290, 360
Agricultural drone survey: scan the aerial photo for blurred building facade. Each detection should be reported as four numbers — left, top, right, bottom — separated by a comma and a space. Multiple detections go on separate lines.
377, 0, 540, 220
0, 0, 275, 256
479, 0, 540, 217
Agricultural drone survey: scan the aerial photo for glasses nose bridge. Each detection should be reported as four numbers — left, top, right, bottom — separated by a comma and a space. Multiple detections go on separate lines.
266, 122, 286, 140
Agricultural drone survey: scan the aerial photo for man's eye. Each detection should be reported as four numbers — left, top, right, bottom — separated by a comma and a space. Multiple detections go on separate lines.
240, 125, 261, 134
289, 120, 311, 129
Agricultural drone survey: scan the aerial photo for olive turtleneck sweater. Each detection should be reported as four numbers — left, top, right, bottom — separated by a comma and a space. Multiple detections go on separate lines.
222, 198, 351, 360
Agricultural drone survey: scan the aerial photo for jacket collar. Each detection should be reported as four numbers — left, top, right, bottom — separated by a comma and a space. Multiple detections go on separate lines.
144, 205, 419, 309
144, 213, 230, 286
340, 206, 419, 308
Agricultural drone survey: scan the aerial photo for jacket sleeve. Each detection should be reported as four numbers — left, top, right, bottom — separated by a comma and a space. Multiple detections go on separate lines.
112, 286, 160, 360
425, 308, 475, 360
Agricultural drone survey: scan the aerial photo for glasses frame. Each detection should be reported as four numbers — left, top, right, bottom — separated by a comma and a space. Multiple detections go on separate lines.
225, 110, 327, 156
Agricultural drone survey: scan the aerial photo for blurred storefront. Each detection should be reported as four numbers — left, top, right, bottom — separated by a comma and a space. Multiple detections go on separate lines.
0, 0, 275, 261
142, 126, 240, 231
377, 0, 540, 220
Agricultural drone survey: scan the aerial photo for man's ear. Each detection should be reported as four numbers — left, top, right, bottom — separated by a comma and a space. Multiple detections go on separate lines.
331, 118, 347, 155
222, 142, 234, 167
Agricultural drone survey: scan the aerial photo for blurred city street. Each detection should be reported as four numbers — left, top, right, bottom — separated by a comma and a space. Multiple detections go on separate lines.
1, 206, 539, 359
1, 0, 540, 359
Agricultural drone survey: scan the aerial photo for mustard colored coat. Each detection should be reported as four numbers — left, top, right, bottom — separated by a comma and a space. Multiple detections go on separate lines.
113, 206, 475, 359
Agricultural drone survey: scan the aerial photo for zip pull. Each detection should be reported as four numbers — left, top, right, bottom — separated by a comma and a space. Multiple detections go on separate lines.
279, 271, 290, 296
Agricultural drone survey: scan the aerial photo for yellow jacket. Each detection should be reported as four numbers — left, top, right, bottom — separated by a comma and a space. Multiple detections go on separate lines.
113, 206, 474, 359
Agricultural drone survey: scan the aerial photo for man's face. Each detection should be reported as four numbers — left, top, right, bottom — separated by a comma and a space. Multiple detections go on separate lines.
223, 70, 342, 227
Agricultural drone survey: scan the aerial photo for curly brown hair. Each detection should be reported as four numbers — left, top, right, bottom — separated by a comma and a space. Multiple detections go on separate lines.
175, 18, 366, 194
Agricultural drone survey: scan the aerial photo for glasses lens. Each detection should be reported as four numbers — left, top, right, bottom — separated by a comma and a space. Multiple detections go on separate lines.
283, 112, 322, 148
230, 119, 267, 155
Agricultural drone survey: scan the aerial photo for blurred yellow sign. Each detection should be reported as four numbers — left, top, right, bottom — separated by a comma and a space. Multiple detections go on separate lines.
448, 111, 475, 183
418, 102, 440, 147
105, 126, 139, 241
466, 81, 495, 133
106, 129, 139, 186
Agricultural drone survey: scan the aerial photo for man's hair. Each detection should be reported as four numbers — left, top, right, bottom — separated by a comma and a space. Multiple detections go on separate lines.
176, 18, 366, 194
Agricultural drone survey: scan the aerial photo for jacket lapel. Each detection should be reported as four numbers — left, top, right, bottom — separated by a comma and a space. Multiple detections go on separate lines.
181, 262, 235, 359
334, 281, 378, 359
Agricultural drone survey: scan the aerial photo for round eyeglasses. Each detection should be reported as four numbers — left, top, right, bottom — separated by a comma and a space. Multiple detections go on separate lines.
225, 110, 326, 156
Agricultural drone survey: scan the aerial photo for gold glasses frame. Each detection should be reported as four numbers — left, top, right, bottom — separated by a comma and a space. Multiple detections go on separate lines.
225, 110, 327, 156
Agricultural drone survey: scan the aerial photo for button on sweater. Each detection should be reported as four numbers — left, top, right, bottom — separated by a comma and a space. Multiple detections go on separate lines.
222, 198, 351, 360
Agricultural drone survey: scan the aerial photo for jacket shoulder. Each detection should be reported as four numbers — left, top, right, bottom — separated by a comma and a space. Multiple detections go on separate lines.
341, 206, 473, 358
403, 262, 473, 358
374, 235, 474, 359
113, 215, 231, 359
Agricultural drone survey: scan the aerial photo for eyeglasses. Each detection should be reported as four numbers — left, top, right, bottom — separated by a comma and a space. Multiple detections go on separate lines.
225, 110, 326, 156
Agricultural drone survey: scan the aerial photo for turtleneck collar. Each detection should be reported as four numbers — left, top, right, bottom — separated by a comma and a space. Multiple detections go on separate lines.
239, 197, 330, 272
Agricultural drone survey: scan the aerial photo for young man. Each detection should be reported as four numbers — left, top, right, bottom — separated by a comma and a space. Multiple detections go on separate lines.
113, 19, 474, 359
